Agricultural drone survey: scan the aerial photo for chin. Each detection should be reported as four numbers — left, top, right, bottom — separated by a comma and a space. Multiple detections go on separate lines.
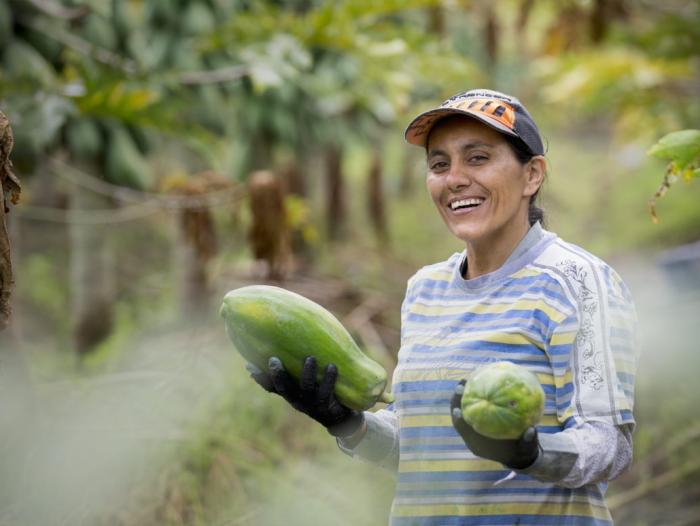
448, 223, 489, 243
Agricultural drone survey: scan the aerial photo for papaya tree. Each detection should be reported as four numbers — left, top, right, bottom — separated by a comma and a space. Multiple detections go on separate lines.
0, 111, 20, 332
0, 0, 243, 352
208, 0, 481, 244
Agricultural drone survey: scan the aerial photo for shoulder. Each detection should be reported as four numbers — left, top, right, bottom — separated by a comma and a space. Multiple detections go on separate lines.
404, 252, 462, 299
533, 236, 634, 311
407, 252, 462, 287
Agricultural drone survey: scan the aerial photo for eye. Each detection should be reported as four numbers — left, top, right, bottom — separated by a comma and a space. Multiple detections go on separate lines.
469, 154, 488, 163
430, 160, 449, 172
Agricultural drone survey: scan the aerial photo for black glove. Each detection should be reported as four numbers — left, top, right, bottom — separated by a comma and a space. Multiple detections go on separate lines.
450, 379, 540, 469
248, 355, 364, 438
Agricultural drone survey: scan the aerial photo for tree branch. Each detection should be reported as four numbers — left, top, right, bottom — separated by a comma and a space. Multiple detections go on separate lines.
608, 457, 700, 511
25, 0, 90, 20
178, 65, 249, 86
18, 14, 136, 74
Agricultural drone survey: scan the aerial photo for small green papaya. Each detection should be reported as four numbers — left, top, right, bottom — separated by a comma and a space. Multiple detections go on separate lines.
460, 361, 545, 440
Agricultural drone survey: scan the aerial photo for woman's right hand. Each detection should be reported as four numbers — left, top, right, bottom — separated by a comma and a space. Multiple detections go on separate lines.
246, 356, 365, 438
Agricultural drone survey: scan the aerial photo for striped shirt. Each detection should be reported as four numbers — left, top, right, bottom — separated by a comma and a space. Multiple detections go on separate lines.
340, 224, 638, 526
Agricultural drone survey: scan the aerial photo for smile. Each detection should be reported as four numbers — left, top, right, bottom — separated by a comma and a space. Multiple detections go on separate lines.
449, 197, 485, 211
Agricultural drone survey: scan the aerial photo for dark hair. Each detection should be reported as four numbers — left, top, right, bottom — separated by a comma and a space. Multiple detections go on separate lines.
502, 134, 545, 228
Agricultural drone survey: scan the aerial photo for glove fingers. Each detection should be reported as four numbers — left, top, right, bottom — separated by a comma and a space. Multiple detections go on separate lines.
450, 379, 473, 437
250, 371, 275, 393
449, 379, 466, 412
520, 427, 537, 444
300, 356, 318, 405
317, 363, 338, 406
514, 426, 539, 456
504, 426, 540, 469
268, 356, 300, 404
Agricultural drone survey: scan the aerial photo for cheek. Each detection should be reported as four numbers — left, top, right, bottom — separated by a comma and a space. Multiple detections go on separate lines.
426, 176, 441, 202
488, 169, 526, 204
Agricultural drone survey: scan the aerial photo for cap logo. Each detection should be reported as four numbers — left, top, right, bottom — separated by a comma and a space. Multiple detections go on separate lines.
444, 97, 516, 131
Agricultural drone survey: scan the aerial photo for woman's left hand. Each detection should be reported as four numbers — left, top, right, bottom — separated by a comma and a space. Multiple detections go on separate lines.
450, 379, 541, 469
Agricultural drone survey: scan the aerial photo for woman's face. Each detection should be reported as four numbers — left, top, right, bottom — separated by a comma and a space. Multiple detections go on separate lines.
426, 116, 543, 246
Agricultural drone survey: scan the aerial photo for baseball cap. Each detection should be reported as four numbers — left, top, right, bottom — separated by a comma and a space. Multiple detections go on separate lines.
404, 89, 545, 156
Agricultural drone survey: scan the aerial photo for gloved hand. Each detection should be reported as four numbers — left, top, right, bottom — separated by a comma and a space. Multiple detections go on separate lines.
247, 355, 365, 438
450, 379, 540, 469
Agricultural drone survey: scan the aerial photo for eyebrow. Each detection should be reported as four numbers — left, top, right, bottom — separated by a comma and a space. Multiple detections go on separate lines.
427, 141, 495, 160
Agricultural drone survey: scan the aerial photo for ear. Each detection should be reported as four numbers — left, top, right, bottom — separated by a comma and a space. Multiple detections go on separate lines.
522, 156, 546, 198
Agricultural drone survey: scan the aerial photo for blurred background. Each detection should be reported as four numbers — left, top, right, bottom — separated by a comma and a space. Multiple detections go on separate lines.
0, 0, 699, 525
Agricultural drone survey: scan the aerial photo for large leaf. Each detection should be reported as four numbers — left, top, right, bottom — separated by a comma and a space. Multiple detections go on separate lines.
647, 129, 700, 170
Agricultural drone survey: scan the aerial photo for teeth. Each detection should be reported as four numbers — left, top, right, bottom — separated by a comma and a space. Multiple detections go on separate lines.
450, 198, 485, 210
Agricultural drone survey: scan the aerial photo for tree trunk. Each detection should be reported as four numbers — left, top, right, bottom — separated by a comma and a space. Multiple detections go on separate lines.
325, 143, 346, 241
0, 111, 20, 332
0, 182, 12, 331
590, 0, 627, 44
281, 159, 313, 268
69, 179, 115, 355
483, 4, 499, 66
399, 147, 420, 198
281, 159, 306, 198
367, 150, 389, 245
247, 131, 274, 172
179, 206, 216, 314
170, 171, 228, 314
68, 164, 115, 355
247, 170, 290, 281
427, 4, 445, 37
515, 0, 535, 51
590, 0, 607, 44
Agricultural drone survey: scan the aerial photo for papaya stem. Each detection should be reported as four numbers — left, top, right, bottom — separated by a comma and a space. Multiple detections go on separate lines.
379, 391, 395, 404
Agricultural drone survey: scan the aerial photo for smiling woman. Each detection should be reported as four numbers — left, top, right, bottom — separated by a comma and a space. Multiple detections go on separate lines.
424, 116, 546, 280
336, 89, 639, 526
245, 89, 639, 526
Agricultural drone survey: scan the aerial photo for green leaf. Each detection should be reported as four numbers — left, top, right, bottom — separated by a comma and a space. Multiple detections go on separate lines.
647, 129, 700, 169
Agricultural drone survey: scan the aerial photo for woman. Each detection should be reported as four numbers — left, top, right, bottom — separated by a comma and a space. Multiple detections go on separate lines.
249, 89, 638, 525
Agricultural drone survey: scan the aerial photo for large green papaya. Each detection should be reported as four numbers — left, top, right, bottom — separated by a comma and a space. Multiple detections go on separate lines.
460, 361, 545, 439
220, 285, 394, 411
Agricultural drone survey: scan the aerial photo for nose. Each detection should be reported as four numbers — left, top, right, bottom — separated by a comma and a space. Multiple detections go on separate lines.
445, 163, 471, 192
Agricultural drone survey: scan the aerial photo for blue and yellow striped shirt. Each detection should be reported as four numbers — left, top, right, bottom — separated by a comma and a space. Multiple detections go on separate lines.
342, 225, 637, 526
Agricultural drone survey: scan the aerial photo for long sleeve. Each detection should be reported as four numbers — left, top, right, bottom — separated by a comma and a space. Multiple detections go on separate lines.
336, 405, 399, 471
520, 421, 633, 487
525, 247, 639, 487
544, 255, 638, 430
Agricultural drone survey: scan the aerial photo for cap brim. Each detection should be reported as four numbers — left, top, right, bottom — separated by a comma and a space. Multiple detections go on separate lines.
404, 107, 518, 147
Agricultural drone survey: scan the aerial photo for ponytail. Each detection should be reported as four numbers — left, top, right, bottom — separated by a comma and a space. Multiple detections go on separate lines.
504, 134, 546, 227
528, 194, 545, 228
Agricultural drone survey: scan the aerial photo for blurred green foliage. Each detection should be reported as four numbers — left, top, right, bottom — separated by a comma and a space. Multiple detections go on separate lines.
1, 0, 700, 525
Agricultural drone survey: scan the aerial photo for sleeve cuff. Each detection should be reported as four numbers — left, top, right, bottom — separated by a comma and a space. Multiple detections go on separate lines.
518, 432, 578, 483
337, 411, 399, 471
